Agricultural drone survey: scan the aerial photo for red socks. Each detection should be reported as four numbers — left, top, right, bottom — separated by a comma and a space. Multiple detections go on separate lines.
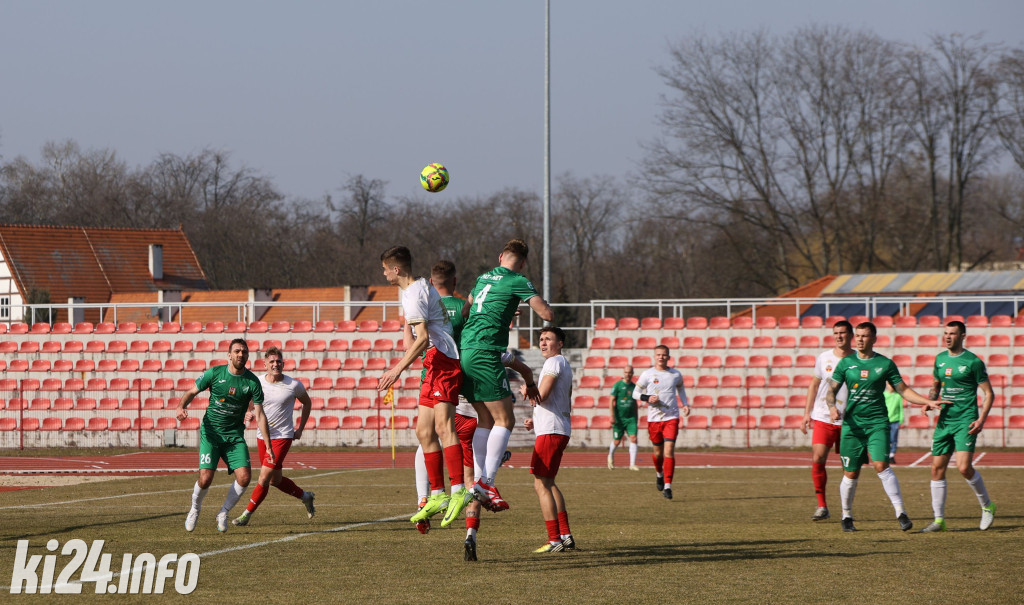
423, 450, 444, 491
664, 457, 675, 484
545, 519, 560, 542
812, 463, 827, 507
246, 483, 267, 513
653, 454, 664, 474
557, 511, 571, 536
443, 444, 464, 487
277, 476, 305, 499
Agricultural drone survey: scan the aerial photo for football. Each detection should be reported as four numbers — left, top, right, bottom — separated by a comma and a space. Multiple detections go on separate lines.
420, 163, 449, 192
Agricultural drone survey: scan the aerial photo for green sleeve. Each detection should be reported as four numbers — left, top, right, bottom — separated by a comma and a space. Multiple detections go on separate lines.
973, 358, 989, 385
194, 368, 214, 392
886, 359, 904, 387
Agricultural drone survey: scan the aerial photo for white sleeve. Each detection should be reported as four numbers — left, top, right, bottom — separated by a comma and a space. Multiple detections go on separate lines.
813, 353, 826, 380
541, 357, 560, 378
675, 372, 689, 407
404, 282, 429, 324
632, 372, 648, 400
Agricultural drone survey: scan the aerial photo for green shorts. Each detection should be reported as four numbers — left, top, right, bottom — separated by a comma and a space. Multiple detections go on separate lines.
932, 420, 977, 456
198, 423, 250, 474
839, 423, 889, 472
460, 348, 512, 403
612, 416, 638, 439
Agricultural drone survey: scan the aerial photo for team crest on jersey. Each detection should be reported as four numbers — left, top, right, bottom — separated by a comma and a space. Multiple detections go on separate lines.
875, 368, 883, 374
958, 365, 967, 373
228, 386, 236, 395
653, 378, 660, 385
945, 368, 953, 376
826, 365, 833, 373
860, 370, 869, 378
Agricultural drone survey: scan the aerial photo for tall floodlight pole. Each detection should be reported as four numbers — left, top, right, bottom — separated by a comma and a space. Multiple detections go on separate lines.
543, 0, 551, 314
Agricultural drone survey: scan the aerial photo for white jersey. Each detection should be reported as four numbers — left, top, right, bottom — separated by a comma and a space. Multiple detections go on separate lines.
812, 349, 850, 426
401, 277, 458, 360
257, 375, 307, 440
633, 367, 688, 422
532, 355, 573, 436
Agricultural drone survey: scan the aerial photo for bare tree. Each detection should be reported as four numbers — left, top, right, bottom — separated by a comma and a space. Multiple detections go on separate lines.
552, 174, 624, 301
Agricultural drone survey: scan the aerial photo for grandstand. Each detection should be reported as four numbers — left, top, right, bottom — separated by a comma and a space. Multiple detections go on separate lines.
3, 297, 1024, 450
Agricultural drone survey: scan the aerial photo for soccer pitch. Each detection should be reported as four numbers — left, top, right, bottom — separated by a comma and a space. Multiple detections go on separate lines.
1, 465, 1022, 604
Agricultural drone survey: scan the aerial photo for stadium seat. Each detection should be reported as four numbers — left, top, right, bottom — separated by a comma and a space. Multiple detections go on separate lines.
872, 316, 893, 328
917, 335, 938, 348
350, 339, 371, 352
918, 315, 941, 327
729, 336, 749, 349
752, 336, 773, 348
915, 354, 935, 367
788, 396, 805, 409
660, 336, 680, 349
9, 359, 29, 372
291, 320, 312, 333
848, 315, 869, 326
759, 415, 781, 429
155, 417, 178, 430
73, 322, 94, 334
778, 316, 800, 329
686, 415, 709, 429
312, 377, 334, 391
349, 397, 372, 409
226, 321, 247, 333
19, 341, 40, 354
74, 398, 97, 411
336, 321, 357, 332
784, 415, 804, 429
589, 415, 612, 430
800, 316, 824, 329
708, 317, 730, 330
966, 315, 988, 328
1009, 415, 1024, 429
181, 322, 203, 333
677, 355, 699, 368
143, 397, 164, 410
298, 358, 319, 372
755, 316, 777, 329
396, 396, 418, 409
748, 355, 769, 368
1011, 395, 1024, 408
986, 415, 1004, 429
768, 375, 790, 388
618, 317, 639, 330
732, 317, 753, 329
372, 339, 395, 352
724, 355, 745, 368
607, 356, 629, 369
41, 341, 61, 353
318, 416, 341, 430
685, 317, 708, 329
327, 339, 350, 352
179, 417, 200, 430
824, 316, 846, 328
692, 395, 714, 408
131, 417, 154, 431
798, 335, 820, 349
597, 396, 613, 408
336, 377, 357, 390
740, 395, 762, 409
792, 375, 813, 388
204, 321, 225, 333
570, 415, 589, 429
326, 397, 348, 410
989, 315, 1012, 327
716, 395, 738, 409
965, 334, 986, 348
119, 359, 140, 372
772, 355, 793, 368
990, 334, 1010, 347
764, 395, 786, 408
366, 357, 387, 371
159, 322, 181, 334
357, 377, 379, 390
578, 375, 601, 389
734, 414, 757, 429
185, 359, 207, 372
29, 360, 51, 373
696, 375, 718, 389
62, 341, 83, 354
682, 336, 703, 349
636, 337, 657, 349
93, 322, 115, 334
706, 336, 726, 349
892, 354, 913, 368
0, 342, 16, 354
906, 415, 930, 429
640, 317, 662, 330
63, 417, 85, 431
612, 337, 634, 350
357, 320, 379, 332
29, 397, 51, 411
741, 375, 762, 388
894, 334, 915, 348
594, 317, 617, 331
663, 317, 685, 330
701, 356, 722, 369
85, 417, 108, 431
341, 416, 363, 429
194, 340, 215, 352
988, 354, 1009, 367
284, 339, 304, 352
710, 415, 733, 429
790, 354, 815, 368
631, 355, 652, 368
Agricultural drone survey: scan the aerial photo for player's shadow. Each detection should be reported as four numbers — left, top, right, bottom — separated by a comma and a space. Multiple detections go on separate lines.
1, 513, 181, 543
514, 539, 890, 570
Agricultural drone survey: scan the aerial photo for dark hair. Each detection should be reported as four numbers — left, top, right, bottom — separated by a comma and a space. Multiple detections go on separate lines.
502, 239, 529, 259
833, 320, 853, 333
855, 321, 877, 337
381, 246, 413, 271
946, 320, 966, 334
229, 338, 249, 352
264, 346, 283, 359
654, 344, 670, 354
540, 325, 565, 344
431, 259, 456, 283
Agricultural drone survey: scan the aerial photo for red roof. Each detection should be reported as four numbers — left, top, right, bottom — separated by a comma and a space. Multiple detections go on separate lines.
0, 224, 207, 322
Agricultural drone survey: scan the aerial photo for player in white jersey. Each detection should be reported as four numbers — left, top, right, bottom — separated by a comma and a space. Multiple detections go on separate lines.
800, 320, 853, 522
633, 345, 690, 500
378, 246, 469, 526
232, 346, 316, 527
522, 327, 577, 553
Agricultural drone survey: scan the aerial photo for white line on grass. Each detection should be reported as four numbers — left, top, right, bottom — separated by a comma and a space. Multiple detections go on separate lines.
0, 469, 370, 511
0, 513, 409, 592
909, 453, 932, 467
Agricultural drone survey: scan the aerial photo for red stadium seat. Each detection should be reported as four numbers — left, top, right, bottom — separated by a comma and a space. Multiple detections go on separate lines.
755, 316, 777, 329
358, 320, 379, 332
800, 316, 824, 329
917, 315, 940, 327
663, 317, 685, 330
686, 415, 709, 429
872, 316, 893, 328
318, 416, 341, 430
788, 396, 805, 409
607, 356, 629, 369
722, 374, 743, 388
159, 322, 181, 334
336, 321, 357, 332
640, 317, 662, 330
764, 395, 786, 408
784, 415, 804, 429
772, 355, 793, 368
732, 317, 753, 329
589, 415, 612, 430
697, 375, 719, 389
906, 415, 930, 429
710, 415, 733, 429
326, 397, 348, 410
204, 321, 225, 333
349, 397, 372, 410
792, 375, 813, 388
226, 321, 247, 333
692, 395, 714, 408
706, 336, 726, 349
677, 355, 699, 368
336, 377, 357, 390
682, 336, 703, 349
292, 320, 313, 333
612, 337, 635, 350
743, 375, 764, 388
758, 415, 781, 429
701, 356, 722, 369
724, 355, 745, 368
636, 337, 657, 349
249, 320, 270, 332
768, 375, 790, 388
350, 339, 372, 352
594, 317, 617, 331
62, 417, 85, 430
752, 336, 773, 349
618, 317, 639, 330
716, 395, 738, 409
75, 398, 97, 411
341, 416, 363, 429
85, 417, 108, 431
685, 317, 708, 329
798, 335, 820, 349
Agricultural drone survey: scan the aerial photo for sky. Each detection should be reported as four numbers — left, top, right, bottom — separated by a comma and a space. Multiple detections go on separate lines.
1, 0, 1022, 203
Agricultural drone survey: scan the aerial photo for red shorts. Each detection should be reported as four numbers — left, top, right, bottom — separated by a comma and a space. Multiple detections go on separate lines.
530, 433, 570, 478
256, 437, 293, 470
454, 413, 477, 467
419, 348, 463, 408
811, 419, 842, 453
648, 418, 680, 444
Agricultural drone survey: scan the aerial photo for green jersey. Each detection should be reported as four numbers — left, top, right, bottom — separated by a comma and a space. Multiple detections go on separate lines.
440, 295, 467, 349
831, 353, 903, 430
933, 349, 987, 424
460, 266, 539, 351
195, 365, 264, 437
610, 379, 638, 419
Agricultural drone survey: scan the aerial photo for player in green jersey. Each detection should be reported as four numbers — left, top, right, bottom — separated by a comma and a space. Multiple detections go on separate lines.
460, 239, 553, 511
607, 366, 640, 470
920, 321, 997, 532
825, 322, 946, 533
176, 339, 266, 533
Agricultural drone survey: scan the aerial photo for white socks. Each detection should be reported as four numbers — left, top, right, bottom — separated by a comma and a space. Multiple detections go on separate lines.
966, 472, 991, 507
839, 476, 858, 518
877, 468, 905, 516
608, 442, 617, 456
628, 442, 638, 466
931, 479, 947, 519
220, 480, 246, 514
191, 482, 209, 510
414, 445, 428, 501
472, 427, 491, 482
483, 426, 512, 485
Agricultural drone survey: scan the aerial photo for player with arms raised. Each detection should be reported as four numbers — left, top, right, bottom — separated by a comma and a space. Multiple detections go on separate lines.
460, 239, 553, 511
633, 345, 690, 500
377, 246, 468, 526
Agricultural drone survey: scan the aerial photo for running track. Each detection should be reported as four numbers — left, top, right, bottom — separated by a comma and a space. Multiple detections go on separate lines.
1, 450, 1023, 474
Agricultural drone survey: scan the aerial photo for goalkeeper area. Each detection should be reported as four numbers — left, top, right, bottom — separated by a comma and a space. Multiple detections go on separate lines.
1, 450, 1022, 602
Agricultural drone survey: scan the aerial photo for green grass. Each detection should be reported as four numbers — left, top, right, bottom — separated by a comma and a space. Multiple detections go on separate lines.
1, 466, 1021, 604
